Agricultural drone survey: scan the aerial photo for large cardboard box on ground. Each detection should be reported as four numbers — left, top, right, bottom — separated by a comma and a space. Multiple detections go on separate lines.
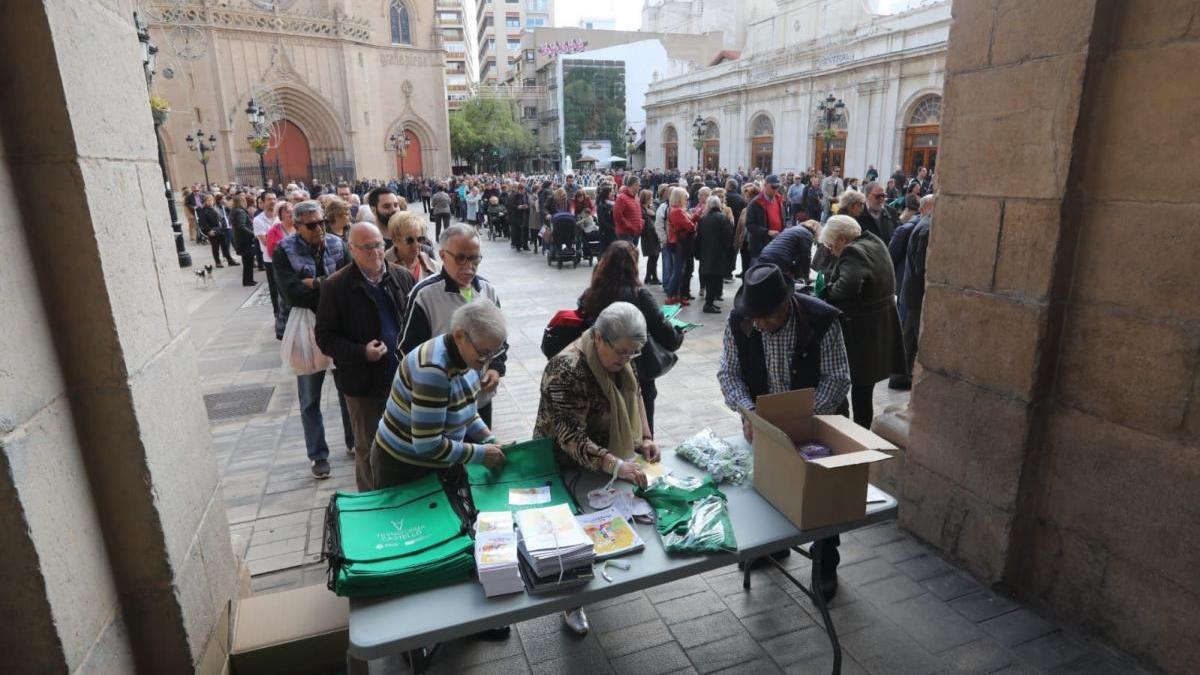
230, 584, 348, 675
745, 389, 896, 530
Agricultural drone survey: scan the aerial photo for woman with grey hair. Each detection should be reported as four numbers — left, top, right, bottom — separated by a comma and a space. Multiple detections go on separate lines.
817, 215, 904, 428
535, 301, 660, 635
695, 195, 734, 313
372, 300, 507, 488
837, 189, 866, 219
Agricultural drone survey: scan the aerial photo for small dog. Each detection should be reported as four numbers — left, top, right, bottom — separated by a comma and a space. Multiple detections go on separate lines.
194, 264, 215, 286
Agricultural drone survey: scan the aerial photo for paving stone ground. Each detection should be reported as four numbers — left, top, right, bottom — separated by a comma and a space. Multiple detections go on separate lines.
179, 207, 1147, 675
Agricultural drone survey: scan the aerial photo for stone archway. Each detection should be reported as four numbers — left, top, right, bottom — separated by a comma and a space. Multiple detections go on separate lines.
902, 94, 942, 177
386, 114, 437, 178
749, 113, 774, 174
394, 129, 422, 178
701, 119, 719, 171
662, 124, 679, 171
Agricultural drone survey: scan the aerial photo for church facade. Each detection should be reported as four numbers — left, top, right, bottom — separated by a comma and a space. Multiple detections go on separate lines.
145, 0, 451, 187
644, 0, 950, 179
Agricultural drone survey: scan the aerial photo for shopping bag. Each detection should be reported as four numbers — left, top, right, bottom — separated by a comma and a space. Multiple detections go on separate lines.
281, 307, 331, 375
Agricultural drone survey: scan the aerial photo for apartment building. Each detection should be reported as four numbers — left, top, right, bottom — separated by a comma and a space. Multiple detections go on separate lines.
475, 0, 553, 85
437, 0, 477, 110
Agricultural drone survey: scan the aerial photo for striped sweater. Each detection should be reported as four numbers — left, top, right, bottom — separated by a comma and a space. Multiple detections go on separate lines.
374, 334, 489, 467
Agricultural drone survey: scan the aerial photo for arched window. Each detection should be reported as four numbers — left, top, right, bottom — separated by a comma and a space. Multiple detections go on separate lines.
904, 94, 942, 176
750, 114, 774, 173
909, 94, 942, 125
663, 124, 678, 171
390, 1, 412, 45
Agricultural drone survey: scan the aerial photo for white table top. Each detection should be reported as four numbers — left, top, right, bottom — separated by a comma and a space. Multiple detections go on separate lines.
348, 437, 898, 660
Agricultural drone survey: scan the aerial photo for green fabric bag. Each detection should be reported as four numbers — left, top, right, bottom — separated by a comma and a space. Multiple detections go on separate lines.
636, 474, 737, 554
465, 437, 580, 514
324, 473, 476, 598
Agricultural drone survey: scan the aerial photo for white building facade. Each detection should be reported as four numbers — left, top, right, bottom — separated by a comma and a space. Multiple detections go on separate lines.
644, 0, 950, 179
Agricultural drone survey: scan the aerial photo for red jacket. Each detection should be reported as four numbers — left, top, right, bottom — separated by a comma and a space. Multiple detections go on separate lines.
667, 207, 695, 245
613, 186, 644, 237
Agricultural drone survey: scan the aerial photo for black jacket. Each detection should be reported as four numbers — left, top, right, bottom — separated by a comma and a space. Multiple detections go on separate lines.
506, 191, 530, 228
743, 192, 784, 257
728, 293, 841, 401
231, 207, 255, 254
198, 206, 222, 238
856, 206, 899, 244
695, 210, 734, 277
315, 262, 416, 396
758, 226, 814, 283
725, 192, 748, 230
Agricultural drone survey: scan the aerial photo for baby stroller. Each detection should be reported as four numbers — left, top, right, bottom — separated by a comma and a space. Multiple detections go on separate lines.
547, 211, 580, 269
576, 221, 603, 266
485, 202, 508, 240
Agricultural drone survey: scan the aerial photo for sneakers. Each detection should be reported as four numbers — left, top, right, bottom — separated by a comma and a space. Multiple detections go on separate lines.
562, 607, 589, 635
310, 459, 331, 479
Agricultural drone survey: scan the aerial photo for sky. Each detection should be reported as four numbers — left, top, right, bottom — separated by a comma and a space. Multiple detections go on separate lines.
554, 0, 644, 31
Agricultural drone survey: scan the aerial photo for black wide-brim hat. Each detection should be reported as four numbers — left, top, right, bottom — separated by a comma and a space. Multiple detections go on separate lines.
734, 263, 791, 318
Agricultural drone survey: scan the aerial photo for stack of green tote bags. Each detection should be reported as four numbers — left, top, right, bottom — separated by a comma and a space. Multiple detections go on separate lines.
465, 438, 579, 515
323, 473, 475, 598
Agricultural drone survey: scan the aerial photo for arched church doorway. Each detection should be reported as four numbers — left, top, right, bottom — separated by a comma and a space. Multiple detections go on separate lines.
265, 120, 311, 183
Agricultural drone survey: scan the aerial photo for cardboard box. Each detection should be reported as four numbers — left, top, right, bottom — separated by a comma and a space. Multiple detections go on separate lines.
230, 584, 348, 675
745, 389, 896, 530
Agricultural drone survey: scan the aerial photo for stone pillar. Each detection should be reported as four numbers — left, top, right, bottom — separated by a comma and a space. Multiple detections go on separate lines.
903, 1, 1200, 672
0, 2, 236, 672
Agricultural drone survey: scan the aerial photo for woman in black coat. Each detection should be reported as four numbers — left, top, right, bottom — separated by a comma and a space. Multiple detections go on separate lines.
638, 188, 661, 285
596, 184, 616, 252
197, 193, 233, 268
818, 214, 905, 428
579, 240, 684, 433
230, 193, 256, 285
694, 196, 734, 314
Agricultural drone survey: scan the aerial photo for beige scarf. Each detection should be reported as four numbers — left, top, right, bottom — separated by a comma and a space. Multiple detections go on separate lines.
579, 328, 642, 460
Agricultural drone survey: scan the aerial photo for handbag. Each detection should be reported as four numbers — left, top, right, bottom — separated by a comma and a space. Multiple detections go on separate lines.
638, 335, 678, 379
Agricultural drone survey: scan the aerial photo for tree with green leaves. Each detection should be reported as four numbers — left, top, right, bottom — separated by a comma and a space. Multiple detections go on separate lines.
448, 98, 535, 171
563, 63, 625, 163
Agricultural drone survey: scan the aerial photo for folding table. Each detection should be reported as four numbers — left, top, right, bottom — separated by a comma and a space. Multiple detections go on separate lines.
346, 437, 898, 675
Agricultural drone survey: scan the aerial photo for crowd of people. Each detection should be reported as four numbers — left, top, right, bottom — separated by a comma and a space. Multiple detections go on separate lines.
183, 160, 934, 635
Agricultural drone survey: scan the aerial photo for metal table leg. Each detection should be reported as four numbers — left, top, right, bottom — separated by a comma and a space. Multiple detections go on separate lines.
744, 545, 843, 675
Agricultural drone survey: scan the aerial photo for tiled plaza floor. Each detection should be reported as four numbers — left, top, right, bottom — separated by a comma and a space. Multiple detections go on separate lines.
179, 211, 1147, 675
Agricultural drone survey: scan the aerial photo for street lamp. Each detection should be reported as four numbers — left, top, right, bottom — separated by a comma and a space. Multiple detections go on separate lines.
816, 94, 846, 174
136, 13, 190, 268
185, 130, 218, 189
246, 99, 270, 187
691, 116, 708, 171
624, 125, 637, 167
388, 130, 412, 179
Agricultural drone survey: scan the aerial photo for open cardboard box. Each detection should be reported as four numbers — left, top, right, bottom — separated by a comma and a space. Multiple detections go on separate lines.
230, 584, 348, 675
744, 388, 896, 530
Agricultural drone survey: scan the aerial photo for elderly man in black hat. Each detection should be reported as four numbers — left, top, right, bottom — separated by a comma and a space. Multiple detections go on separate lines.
716, 262, 852, 600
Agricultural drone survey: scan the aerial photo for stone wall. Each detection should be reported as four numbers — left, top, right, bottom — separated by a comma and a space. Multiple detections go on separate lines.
903, 1, 1200, 672
0, 1, 236, 671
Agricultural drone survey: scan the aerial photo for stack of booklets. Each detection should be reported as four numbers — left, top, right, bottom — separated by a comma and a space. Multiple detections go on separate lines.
514, 504, 596, 593
576, 507, 645, 560
322, 474, 476, 598
473, 511, 524, 597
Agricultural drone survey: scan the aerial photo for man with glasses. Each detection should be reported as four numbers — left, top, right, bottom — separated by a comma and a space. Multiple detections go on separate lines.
858, 181, 899, 242
315, 223, 416, 491
716, 263, 851, 601
400, 223, 507, 427
274, 200, 353, 479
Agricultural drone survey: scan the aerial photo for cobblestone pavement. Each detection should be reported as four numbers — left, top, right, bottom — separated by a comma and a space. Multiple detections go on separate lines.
179, 213, 1146, 675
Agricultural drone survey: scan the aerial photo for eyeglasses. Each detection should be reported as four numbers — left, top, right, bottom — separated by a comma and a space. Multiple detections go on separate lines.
464, 332, 507, 365
299, 219, 327, 230
602, 336, 642, 360
442, 250, 483, 266
354, 241, 385, 251
403, 236, 418, 245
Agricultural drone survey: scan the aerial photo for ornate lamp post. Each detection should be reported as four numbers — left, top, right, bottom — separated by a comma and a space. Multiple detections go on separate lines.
624, 125, 637, 168
389, 130, 411, 179
816, 94, 846, 173
691, 116, 708, 171
246, 98, 270, 187
185, 129, 217, 189
136, 12, 191, 268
